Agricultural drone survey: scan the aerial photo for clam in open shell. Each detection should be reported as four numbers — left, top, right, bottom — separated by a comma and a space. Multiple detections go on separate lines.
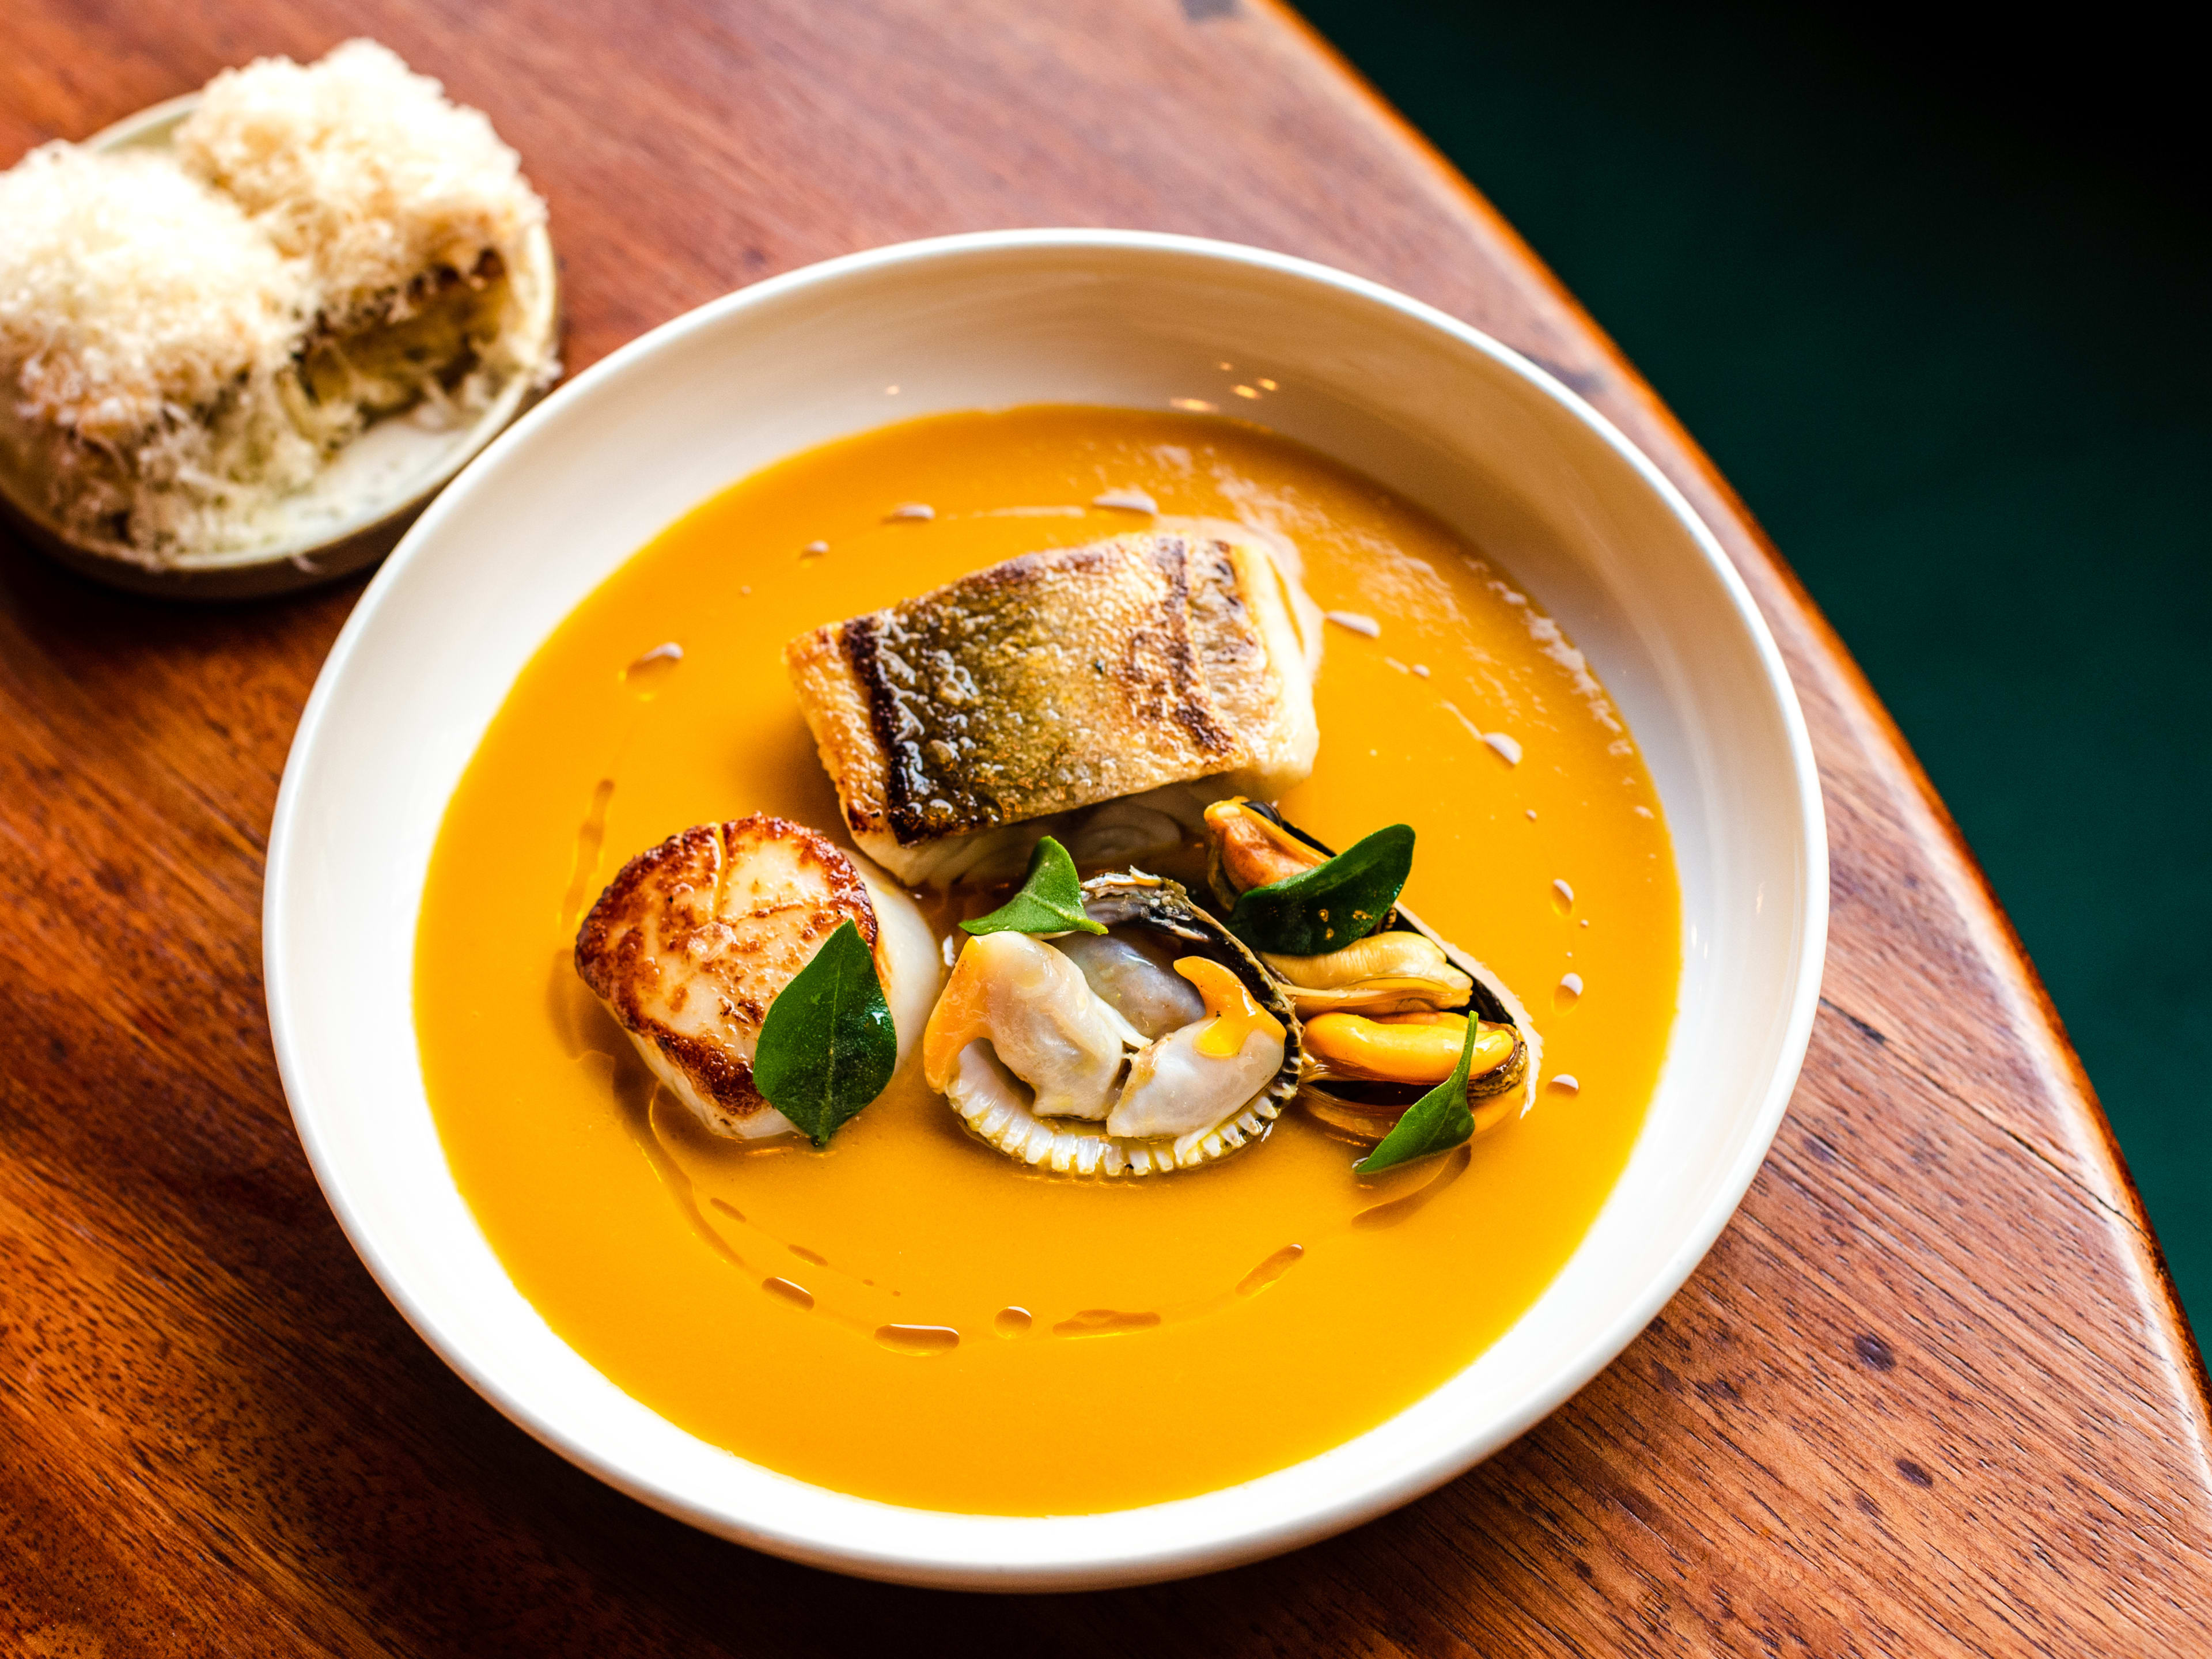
922, 871, 1302, 1175
1203, 798, 1541, 1143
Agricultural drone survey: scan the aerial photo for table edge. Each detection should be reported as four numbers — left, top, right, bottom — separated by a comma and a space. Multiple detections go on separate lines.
1254, 0, 2211, 1421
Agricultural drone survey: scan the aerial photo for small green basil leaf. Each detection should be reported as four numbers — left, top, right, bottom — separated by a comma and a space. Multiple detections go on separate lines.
1353, 1017, 1479, 1175
1227, 823, 1414, 956
959, 836, 1106, 936
752, 919, 899, 1146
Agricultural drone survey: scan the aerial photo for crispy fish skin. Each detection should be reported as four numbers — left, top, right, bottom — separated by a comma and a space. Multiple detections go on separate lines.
575, 814, 881, 1138
784, 529, 1317, 885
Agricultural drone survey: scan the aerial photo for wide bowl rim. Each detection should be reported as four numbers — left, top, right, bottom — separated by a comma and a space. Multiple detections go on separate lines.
264, 226, 1827, 1589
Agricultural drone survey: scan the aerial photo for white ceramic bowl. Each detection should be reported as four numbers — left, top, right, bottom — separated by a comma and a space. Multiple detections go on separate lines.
0, 94, 559, 600
265, 230, 1825, 1590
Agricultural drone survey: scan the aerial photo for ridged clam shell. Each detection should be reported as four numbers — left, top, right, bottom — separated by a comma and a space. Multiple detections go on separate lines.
941, 869, 1303, 1176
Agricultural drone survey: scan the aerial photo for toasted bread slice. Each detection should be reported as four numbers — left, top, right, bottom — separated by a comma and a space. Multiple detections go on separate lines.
783, 527, 1317, 886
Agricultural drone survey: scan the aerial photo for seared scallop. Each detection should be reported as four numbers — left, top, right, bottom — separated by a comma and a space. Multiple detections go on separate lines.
575, 813, 937, 1139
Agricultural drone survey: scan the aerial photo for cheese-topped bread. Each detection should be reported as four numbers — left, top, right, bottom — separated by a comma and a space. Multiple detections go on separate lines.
176, 40, 543, 339
0, 145, 313, 552
784, 527, 1319, 887
0, 39, 554, 567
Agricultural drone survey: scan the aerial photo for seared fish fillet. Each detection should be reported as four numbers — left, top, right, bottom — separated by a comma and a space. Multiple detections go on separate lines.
783, 527, 1318, 886
575, 813, 937, 1138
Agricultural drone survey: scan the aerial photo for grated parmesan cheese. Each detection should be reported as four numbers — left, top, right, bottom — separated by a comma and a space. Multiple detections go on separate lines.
0, 145, 302, 441
176, 40, 545, 334
0, 145, 317, 553
0, 39, 554, 567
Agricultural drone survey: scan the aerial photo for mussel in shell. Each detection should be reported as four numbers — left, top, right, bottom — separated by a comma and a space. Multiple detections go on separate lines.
1202, 798, 1541, 1143
922, 871, 1302, 1175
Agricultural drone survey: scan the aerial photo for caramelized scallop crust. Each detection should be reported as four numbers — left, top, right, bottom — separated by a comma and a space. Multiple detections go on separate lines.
575, 814, 882, 1138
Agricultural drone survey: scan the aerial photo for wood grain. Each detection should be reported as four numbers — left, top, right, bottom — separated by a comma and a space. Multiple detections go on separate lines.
4, 1, 2209, 1652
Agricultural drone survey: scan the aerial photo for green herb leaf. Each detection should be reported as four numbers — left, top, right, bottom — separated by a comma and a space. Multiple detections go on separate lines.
959, 836, 1107, 936
1227, 823, 1414, 955
1353, 1017, 1480, 1175
752, 919, 899, 1146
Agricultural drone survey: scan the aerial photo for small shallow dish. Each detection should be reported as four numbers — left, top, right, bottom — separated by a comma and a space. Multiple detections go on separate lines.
265, 230, 1826, 1589
0, 94, 560, 600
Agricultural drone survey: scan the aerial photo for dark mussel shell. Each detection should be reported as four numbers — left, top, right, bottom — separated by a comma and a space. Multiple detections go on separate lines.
1199, 802, 1539, 1131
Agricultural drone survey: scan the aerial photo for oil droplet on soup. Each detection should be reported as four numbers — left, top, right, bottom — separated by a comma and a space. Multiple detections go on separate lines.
621, 641, 683, 698
1236, 1244, 1304, 1296
414, 406, 1680, 1515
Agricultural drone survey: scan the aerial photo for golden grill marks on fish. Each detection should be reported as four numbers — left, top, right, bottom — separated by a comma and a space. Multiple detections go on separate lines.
783, 527, 1317, 887
574, 813, 938, 1140
1200, 797, 1543, 1138
919, 872, 1302, 1176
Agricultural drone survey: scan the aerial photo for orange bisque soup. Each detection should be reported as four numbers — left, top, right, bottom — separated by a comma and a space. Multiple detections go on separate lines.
414, 404, 1679, 1516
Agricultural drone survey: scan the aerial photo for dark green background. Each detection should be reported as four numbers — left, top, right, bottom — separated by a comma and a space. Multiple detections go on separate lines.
1300, 1, 2211, 1333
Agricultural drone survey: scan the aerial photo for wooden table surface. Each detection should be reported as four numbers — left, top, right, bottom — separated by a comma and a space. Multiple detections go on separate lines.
5, 1, 2209, 1652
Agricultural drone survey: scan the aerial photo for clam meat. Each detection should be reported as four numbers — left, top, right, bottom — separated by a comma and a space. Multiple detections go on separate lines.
922, 873, 1301, 1175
